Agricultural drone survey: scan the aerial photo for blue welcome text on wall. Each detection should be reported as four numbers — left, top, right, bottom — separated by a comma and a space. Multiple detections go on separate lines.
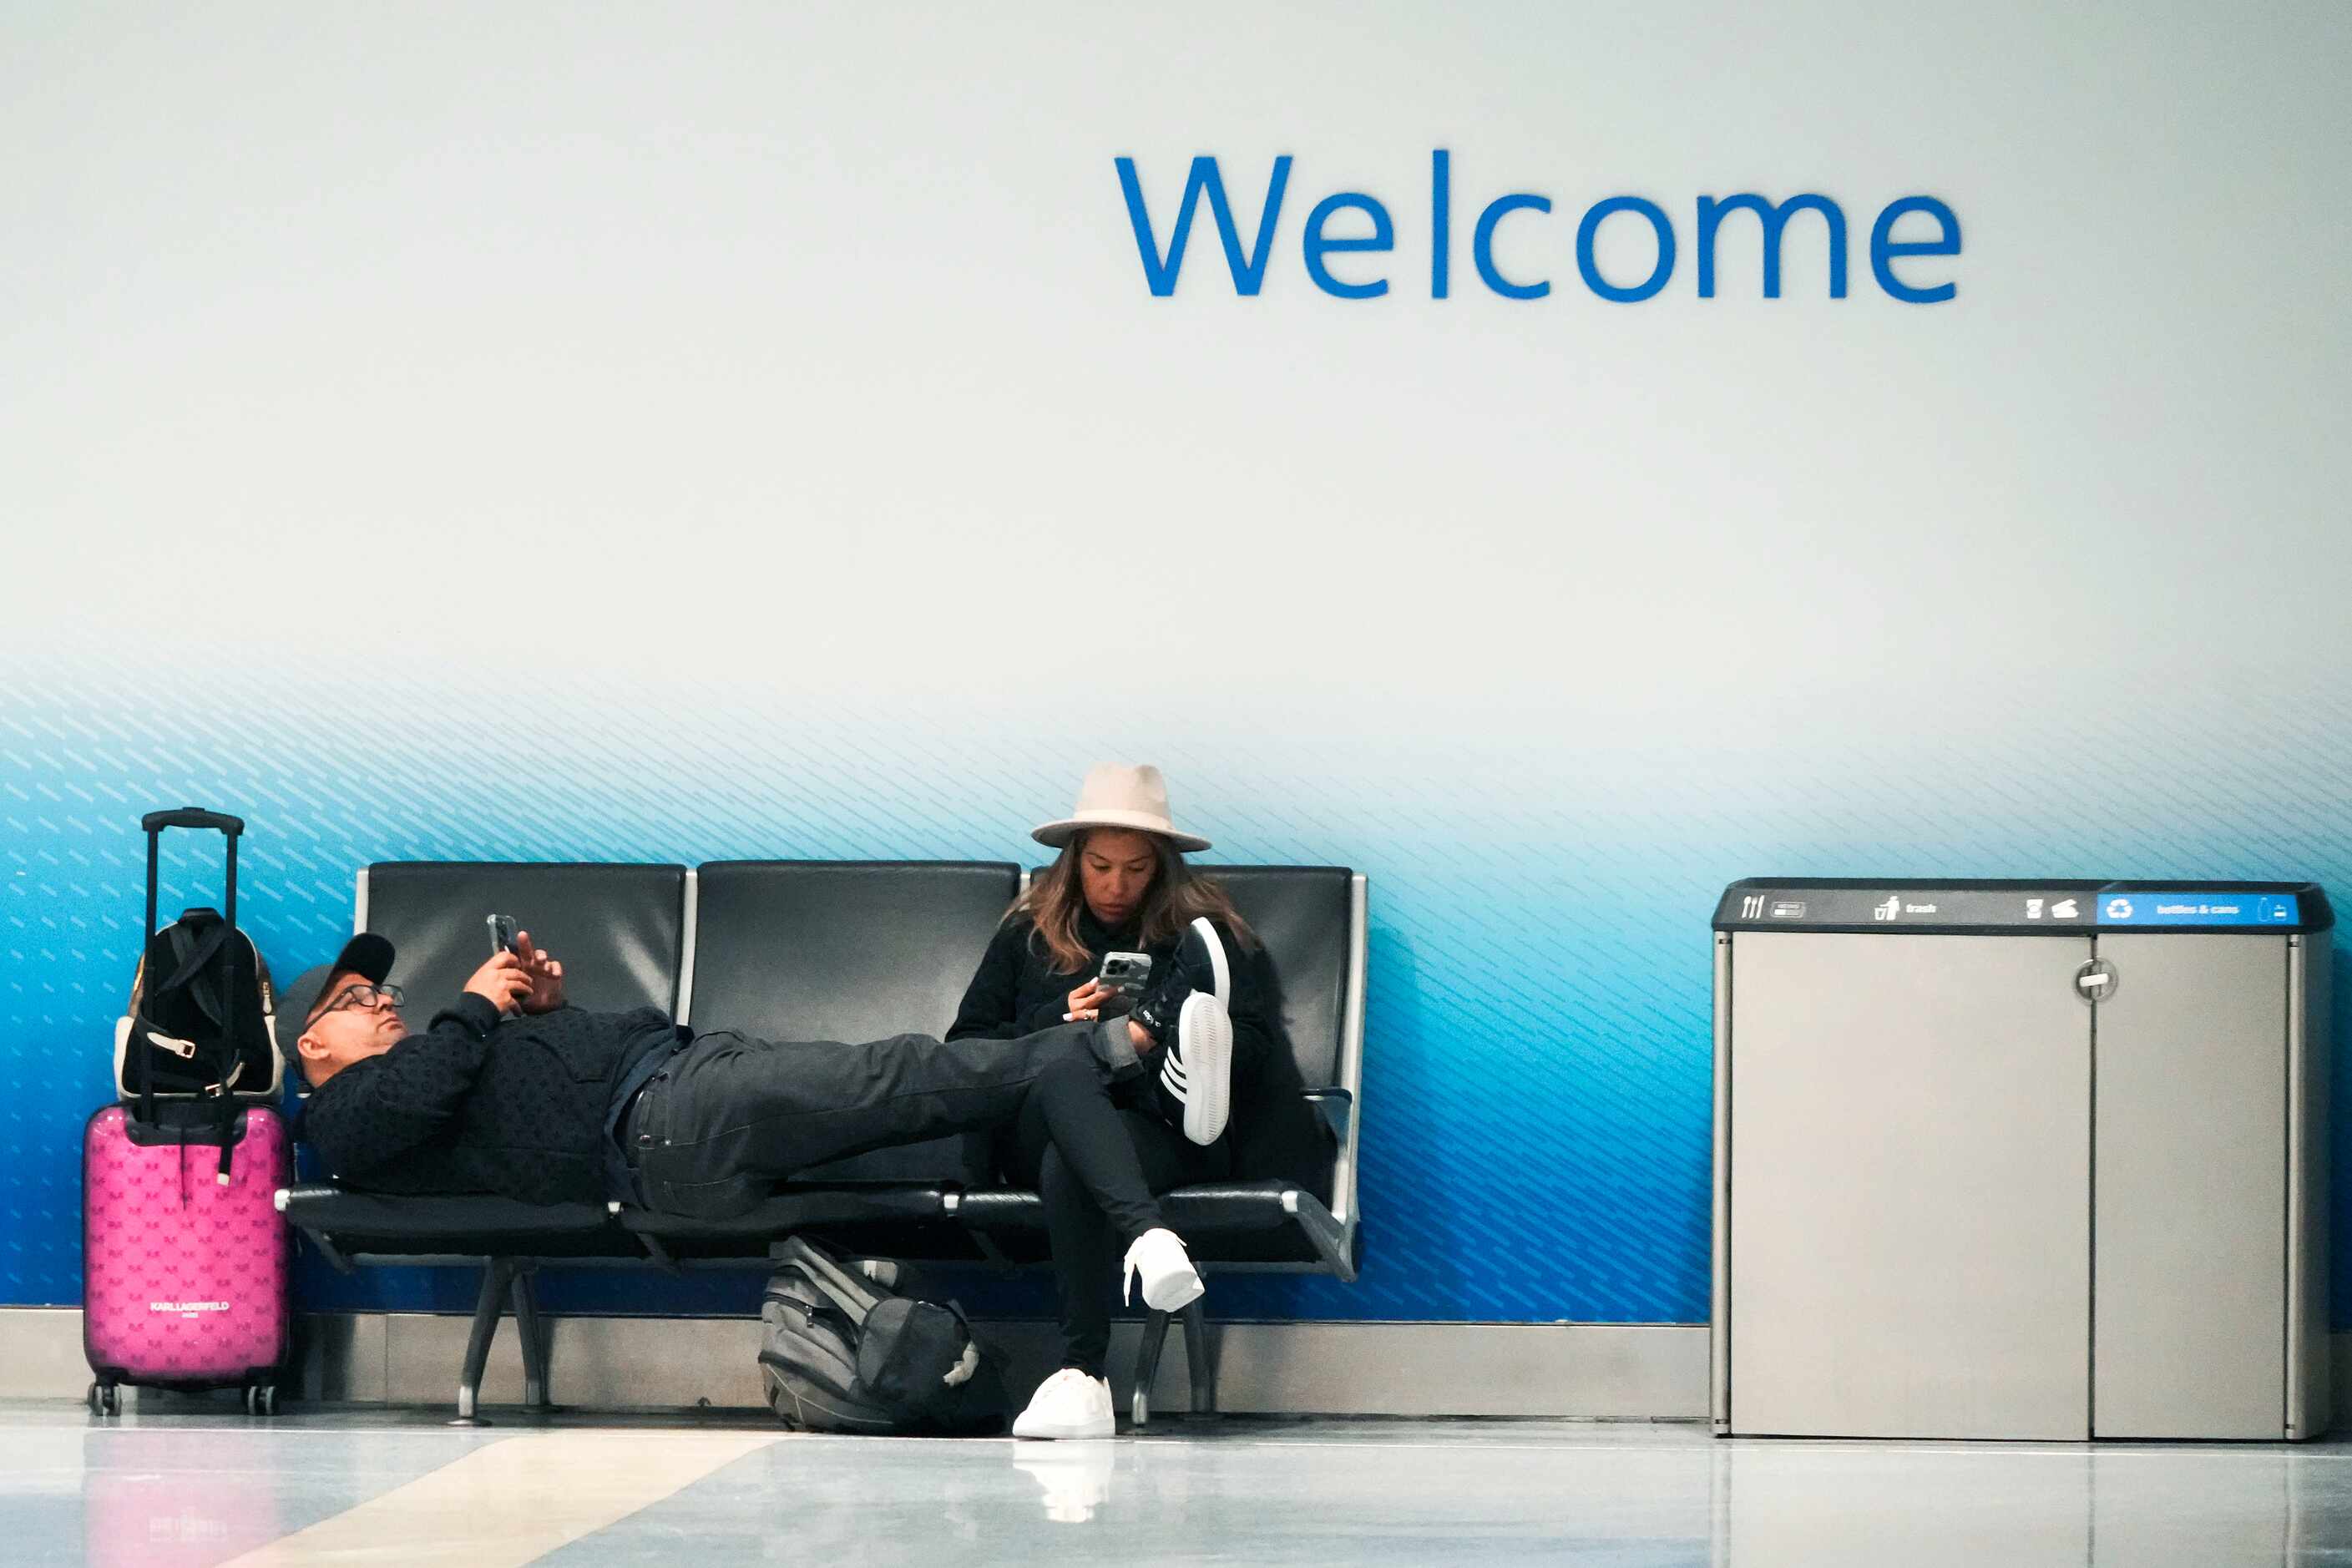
1115, 150, 1960, 303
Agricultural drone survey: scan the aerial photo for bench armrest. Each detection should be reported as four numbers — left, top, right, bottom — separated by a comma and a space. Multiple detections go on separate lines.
1302, 1087, 1353, 1139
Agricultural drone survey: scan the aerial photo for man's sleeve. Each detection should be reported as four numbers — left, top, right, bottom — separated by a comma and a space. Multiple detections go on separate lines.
946, 924, 1029, 1042
299, 994, 503, 1181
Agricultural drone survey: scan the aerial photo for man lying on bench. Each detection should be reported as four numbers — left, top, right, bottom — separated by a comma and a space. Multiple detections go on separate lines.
276, 930, 1236, 1429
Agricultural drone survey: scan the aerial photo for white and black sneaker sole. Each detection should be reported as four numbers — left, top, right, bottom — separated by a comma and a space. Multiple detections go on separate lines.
1187, 916, 1231, 1001
1161, 991, 1232, 1146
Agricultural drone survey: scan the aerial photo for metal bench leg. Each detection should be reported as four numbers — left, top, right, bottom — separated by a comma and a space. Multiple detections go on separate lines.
510, 1266, 554, 1411
1130, 1308, 1174, 1429
448, 1259, 515, 1427
1178, 1299, 1216, 1415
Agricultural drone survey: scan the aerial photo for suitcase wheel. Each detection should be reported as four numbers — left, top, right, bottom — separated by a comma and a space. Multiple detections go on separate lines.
88, 1381, 120, 1418
244, 1383, 279, 1417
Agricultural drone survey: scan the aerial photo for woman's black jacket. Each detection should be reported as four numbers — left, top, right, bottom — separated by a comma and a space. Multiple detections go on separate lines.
947, 906, 1335, 1201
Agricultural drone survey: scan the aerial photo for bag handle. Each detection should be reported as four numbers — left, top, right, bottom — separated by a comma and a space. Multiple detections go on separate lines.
776, 1236, 882, 1327
141, 808, 244, 837
139, 827, 159, 1126
143, 809, 241, 943
137, 808, 246, 1171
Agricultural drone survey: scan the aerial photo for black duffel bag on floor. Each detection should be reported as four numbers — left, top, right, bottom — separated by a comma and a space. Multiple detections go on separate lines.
759, 1235, 1009, 1435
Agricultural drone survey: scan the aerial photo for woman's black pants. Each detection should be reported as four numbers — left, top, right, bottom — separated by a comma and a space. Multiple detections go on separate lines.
1003, 1088, 1233, 1379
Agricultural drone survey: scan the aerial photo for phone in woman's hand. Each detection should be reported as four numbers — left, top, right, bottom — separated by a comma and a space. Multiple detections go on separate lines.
1097, 951, 1152, 1016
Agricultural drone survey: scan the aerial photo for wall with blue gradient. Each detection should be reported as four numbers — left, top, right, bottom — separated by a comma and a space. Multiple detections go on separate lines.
4, 1, 2350, 1327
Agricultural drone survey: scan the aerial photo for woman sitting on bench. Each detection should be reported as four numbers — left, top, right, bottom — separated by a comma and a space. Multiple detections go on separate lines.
949, 764, 1333, 1439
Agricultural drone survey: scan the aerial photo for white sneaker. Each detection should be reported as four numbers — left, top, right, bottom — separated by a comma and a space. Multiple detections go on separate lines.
1141, 918, 1232, 1146
1013, 1367, 1115, 1440
1122, 1227, 1206, 1313
1161, 992, 1232, 1145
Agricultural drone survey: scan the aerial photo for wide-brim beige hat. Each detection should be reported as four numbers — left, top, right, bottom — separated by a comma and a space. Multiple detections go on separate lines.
1032, 763, 1211, 853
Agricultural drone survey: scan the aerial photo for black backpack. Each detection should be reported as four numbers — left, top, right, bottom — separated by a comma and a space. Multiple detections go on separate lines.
759, 1236, 1009, 1435
120, 811, 280, 1105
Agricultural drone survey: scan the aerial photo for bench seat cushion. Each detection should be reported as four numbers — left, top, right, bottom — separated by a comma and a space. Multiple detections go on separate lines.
615, 1183, 952, 1237
281, 1181, 984, 1264
617, 1183, 984, 1263
279, 1186, 638, 1259
955, 1180, 1345, 1265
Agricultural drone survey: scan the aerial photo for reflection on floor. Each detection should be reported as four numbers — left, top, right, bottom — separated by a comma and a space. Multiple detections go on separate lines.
3, 1399, 2351, 1565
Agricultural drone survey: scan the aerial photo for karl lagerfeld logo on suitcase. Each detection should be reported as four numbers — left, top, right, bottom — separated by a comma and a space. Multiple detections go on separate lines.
149, 1301, 231, 1317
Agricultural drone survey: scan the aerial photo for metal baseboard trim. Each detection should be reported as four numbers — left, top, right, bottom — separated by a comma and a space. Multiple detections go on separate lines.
0, 1308, 1707, 1418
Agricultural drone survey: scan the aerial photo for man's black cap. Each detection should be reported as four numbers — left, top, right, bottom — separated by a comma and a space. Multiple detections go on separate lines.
274, 933, 397, 1071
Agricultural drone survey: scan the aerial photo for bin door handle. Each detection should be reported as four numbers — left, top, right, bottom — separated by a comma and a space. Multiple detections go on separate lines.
2074, 959, 2117, 1005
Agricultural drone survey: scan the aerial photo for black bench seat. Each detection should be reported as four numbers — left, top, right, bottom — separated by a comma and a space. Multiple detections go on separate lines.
615, 1186, 979, 1267
955, 1179, 1358, 1272
278, 1183, 973, 1269
277, 857, 1366, 1426
279, 1171, 978, 1424
277, 1187, 629, 1264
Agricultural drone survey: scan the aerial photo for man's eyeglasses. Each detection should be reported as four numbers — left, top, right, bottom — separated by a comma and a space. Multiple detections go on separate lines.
313, 983, 405, 1021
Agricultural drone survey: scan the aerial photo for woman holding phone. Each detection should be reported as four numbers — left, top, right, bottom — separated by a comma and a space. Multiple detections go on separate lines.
948, 764, 1333, 1439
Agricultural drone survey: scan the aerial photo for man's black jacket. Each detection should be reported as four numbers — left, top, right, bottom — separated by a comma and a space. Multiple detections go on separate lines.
296, 993, 675, 1205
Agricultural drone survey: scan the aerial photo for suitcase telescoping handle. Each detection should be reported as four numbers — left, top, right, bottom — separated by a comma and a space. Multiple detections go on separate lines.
143, 807, 243, 943
139, 807, 245, 1174
141, 807, 245, 837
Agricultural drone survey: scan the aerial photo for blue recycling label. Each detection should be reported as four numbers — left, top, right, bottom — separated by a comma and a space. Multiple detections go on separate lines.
2094, 893, 2299, 927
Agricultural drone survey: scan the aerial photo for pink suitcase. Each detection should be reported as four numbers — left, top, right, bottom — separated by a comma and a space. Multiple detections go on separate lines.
82, 1103, 292, 1414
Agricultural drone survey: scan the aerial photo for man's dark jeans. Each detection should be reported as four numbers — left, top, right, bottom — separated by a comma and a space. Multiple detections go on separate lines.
626, 1020, 1162, 1232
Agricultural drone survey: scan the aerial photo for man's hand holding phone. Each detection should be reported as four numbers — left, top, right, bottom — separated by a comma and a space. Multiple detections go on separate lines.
463, 952, 534, 1014
470, 915, 564, 1016
512, 930, 566, 1014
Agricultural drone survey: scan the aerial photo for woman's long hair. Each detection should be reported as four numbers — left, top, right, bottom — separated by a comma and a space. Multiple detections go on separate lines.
1012, 830, 1259, 973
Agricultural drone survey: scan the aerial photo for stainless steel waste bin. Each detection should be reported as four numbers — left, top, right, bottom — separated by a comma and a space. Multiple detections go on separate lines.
1710, 880, 2330, 1440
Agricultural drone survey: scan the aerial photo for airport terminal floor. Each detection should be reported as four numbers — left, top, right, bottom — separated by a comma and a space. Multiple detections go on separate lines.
4, 1400, 2350, 1565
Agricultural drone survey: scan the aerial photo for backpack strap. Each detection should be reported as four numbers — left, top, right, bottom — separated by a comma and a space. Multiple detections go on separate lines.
168, 918, 242, 1181
154, 919, 231, 1028
776, 1236, 882, 1326
137, 920, 240, 1144
138, 923, 220, 1127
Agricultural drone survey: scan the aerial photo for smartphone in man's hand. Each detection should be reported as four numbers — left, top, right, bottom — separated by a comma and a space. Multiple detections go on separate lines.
487, 913, 520, 957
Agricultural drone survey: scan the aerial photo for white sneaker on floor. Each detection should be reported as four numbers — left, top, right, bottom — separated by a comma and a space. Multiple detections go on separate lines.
1122, 1227, 1206, 1313
1013, 1367, 1115, 1440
